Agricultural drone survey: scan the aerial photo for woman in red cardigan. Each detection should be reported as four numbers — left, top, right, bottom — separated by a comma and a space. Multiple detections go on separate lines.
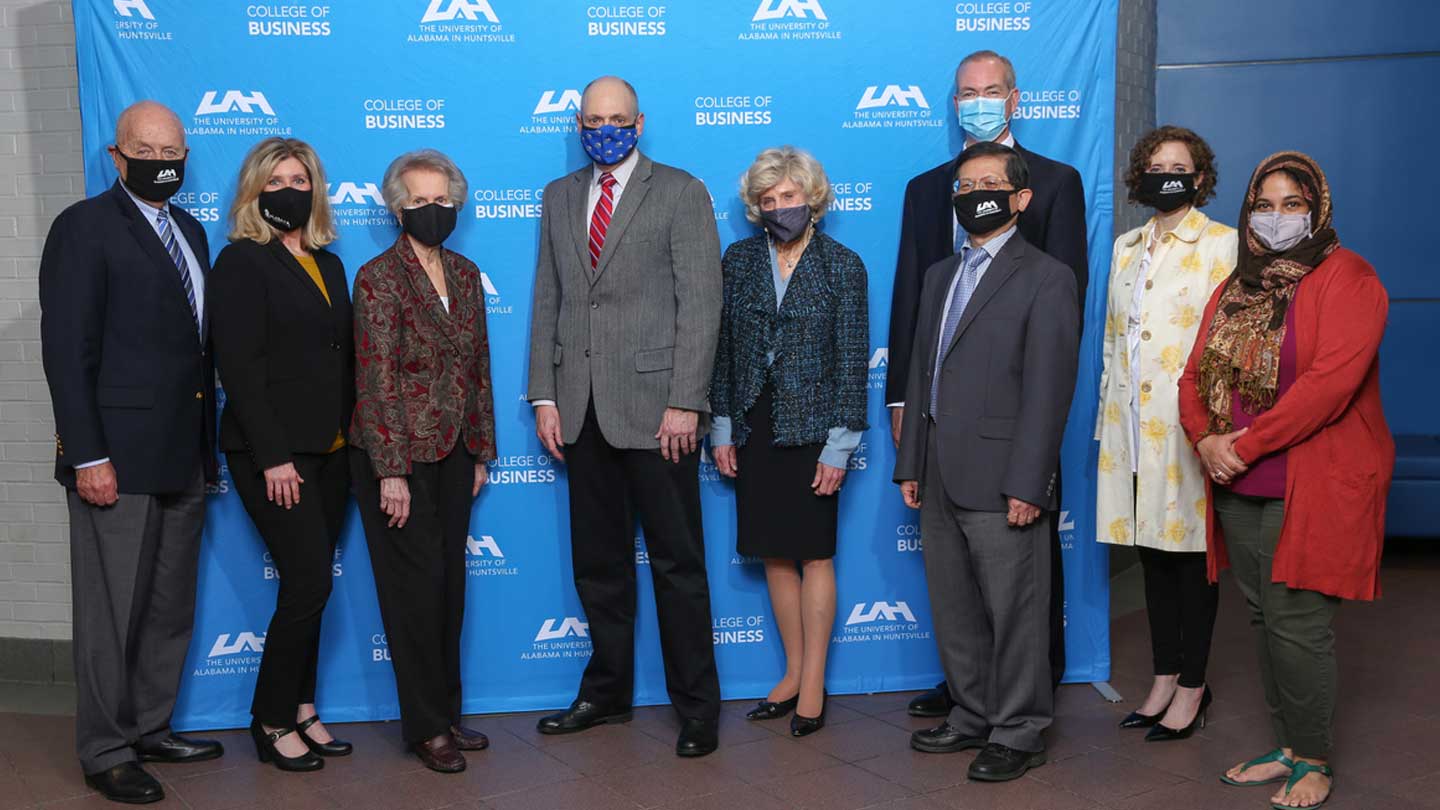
1177, 151, 1392, 810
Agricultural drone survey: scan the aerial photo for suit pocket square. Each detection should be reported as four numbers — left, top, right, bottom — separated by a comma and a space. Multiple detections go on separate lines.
635, 346, 674, 373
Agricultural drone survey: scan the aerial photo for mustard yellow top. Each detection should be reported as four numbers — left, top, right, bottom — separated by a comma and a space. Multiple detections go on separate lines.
295, 253, 346, 453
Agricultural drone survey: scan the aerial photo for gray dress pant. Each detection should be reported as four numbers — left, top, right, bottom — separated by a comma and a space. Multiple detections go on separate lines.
919, 439, 1053, 752
67, 469, 205, 774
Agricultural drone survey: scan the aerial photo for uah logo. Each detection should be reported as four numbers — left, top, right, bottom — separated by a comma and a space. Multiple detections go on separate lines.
466, 534, 503, 557
113, 0, 154, 19
422, 0, 499, 24
1161, 179, 1185, 193
753, 0, 826, 21
328, 182, 384, 206
868, 347, 889, 370
480, 272, 499, 297
196, 91, 275, 117
846, 601, 916, 625
535, 617, 589, 642
1058, 510, 1075, 533
974, 199, 1001, 217
534, 90, 582, 116
209, 632, 265, 657
857, 85, 928, 110
155, 168, 179, 184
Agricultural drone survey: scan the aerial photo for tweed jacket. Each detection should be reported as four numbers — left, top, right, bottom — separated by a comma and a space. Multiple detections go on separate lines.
710, 231, 870, 448
350, 235, 497, 478
1095, 209, 1237, 552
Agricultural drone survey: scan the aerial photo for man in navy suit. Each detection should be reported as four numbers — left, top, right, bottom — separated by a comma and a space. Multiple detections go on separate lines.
39, 100, 222, 804
886, 51, 1088, 716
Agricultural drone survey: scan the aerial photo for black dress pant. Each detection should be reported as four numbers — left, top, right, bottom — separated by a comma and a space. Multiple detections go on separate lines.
1138, 545, 1219, 688
229, 451, 349, 728
566, 403, 721, 722
351, 446, 474, 743
1049, 472, 1066, 687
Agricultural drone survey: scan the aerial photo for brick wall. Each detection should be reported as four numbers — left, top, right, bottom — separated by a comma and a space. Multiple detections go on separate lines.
0, 0, 82, 645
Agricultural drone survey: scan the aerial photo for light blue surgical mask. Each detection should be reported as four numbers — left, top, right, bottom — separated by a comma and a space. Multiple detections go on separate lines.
1249, 211, 1311, 252
957, 96, 1009, 142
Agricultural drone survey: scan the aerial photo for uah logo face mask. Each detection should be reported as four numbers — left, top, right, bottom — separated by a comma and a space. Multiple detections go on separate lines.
1137, 172, 1197, 213
953, 189, 1013, 235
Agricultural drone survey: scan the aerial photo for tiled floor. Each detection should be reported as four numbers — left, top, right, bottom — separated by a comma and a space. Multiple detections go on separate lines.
3, 544, 1438, 809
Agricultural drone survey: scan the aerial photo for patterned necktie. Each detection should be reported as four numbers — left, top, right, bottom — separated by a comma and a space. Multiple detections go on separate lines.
156, 206, 200, 335
929, 246, 989, 413
588, 172, 617, 271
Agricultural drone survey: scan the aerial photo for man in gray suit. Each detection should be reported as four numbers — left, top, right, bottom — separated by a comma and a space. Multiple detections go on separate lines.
527, 76, 724, 757
894, 142, 1078, 782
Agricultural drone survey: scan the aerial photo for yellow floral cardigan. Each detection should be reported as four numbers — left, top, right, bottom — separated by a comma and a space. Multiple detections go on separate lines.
1095, 209, 1236, 552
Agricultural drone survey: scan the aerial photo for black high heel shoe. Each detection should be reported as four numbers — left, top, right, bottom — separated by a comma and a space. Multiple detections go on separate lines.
250, 721, 324, 771
297, 715, 353, 757
790, 692, 826, 737
1145, 686, 1213, 742
1119, 707, 1166, 729
747, 694, 800, 721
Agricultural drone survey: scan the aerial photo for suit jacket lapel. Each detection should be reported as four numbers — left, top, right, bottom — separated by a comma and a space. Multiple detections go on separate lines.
592, 153, 652, 283
776, 233, 822, 321
113, 183, 202, 341
396, 236, 464, 353
266, 239, 331, 310
943, 235, 1025, 360
568, 167, 592, 275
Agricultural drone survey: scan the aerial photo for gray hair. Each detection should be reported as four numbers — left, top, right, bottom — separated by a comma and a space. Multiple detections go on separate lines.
956, 49, 1017, 91
381, 148, 468, 213
738, 146, 834, 225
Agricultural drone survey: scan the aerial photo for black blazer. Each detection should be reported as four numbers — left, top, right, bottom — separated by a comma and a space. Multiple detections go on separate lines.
893, 231, 1079, 511
209, 238, 354, 470
39, 181, 216, 494
884, 142, 1088, 404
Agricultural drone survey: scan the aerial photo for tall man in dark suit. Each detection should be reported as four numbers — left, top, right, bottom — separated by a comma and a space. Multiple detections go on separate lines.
39, 101, 222, 804
895, 143, 1078, 782
526, 77, 724, 757
888, 50, 1087, 714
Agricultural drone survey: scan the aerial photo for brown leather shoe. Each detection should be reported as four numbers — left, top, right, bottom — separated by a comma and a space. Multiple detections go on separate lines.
411, 733, 465, 773
450, 724, 489, 751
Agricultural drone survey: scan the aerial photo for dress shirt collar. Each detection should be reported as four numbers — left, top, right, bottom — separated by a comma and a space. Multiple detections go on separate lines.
121, 182, 173, 228
964, 131, 1017, 150
591, 149, 639, 192
962, 222, 1018, 261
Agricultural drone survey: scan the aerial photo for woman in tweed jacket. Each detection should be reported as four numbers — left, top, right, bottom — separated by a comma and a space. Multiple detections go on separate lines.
710, 146, 869, 737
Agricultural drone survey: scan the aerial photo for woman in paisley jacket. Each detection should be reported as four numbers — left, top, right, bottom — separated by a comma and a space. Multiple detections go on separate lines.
710, 146, 869, 738
1095, 126, 1236, 741
349, 148, 496, 774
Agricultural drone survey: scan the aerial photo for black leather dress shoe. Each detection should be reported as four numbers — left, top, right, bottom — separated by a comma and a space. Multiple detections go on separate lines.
967, 742, 1046, 782
675, 718, 718, 757
450, 724, 490, 751
1118, 709, 1163, 729
536, 700, 633, 735
134, 734, 224, 763
84, 762, 164, 804
907, 681, 955, 717
297, 716, 353, 757
910, 723, 987, 754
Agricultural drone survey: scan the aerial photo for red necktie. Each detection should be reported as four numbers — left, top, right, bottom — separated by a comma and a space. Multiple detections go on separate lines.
588, 172, 617, 271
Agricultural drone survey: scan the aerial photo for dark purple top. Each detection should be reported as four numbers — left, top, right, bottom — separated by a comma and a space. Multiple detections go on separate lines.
1228, 306, 1298, 498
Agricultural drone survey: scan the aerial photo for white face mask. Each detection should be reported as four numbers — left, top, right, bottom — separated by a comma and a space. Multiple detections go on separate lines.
1249, 211, 1311, 252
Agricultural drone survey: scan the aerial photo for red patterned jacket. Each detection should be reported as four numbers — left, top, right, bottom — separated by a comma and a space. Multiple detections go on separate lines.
350, 235, 496, 477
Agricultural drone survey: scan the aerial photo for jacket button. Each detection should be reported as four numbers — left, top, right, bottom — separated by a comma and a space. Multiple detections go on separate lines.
331, 342, 341, 350
195, 392, 204, 400
1144, 279, 1154, 290
1141, 382, 1152, 393
584, 349, 591, 358
590, 301, 599, 309
1141, 330, 1152, 341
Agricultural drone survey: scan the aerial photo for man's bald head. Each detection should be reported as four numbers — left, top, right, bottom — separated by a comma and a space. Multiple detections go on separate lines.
113, 100, 185, 154
580, 76, 640, 121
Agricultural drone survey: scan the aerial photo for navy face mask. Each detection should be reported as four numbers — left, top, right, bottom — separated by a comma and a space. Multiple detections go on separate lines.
759, 204, 811, 244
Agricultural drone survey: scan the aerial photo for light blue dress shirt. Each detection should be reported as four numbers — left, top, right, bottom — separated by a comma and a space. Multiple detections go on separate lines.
711, 239, 862, 470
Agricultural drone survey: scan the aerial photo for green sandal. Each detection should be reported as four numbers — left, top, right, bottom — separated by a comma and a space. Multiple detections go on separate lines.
1220, 749, 1295, 787
1270, 761, 1333, 810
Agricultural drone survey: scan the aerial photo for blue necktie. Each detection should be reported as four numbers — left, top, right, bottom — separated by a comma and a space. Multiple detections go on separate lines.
156, 206, 200, 336
929, 246, 988, 413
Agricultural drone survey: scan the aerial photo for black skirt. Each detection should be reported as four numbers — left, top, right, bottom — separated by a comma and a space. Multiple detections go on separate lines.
734, 381, 839, 560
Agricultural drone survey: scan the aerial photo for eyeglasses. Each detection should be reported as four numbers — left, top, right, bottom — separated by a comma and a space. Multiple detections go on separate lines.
953, 176, 1014, 194
582, 115, 635, 128
121, 146, 188, 161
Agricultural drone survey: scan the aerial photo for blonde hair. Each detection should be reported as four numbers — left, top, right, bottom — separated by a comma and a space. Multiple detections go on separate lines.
228, 137, 337, 249
738, 146, 833, 225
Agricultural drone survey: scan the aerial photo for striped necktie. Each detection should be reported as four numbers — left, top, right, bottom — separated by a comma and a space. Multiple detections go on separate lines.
588, 172, 617, 271
155, 206, 200, 336
929, 246, 988, 413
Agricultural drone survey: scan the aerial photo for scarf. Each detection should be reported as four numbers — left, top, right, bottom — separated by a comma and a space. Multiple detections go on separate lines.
1196, 151, 1339, 434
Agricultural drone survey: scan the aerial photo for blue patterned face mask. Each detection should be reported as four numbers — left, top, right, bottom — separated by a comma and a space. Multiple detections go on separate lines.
580, 124, 638, 166
956, 96, 1009, 142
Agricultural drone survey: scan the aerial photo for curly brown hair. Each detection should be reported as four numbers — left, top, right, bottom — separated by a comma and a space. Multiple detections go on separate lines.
1123, 125, 1218, 208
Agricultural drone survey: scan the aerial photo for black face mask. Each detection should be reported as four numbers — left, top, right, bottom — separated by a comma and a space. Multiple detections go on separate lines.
759, 204, 811, 244
1137, 172, 1197, 213
258, 187, 313, 232
402, 203, 458, 247
952, 189, 1015, 235
118, 150, 185, 203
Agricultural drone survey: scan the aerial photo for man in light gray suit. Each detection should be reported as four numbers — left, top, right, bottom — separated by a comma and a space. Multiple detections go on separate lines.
894, 142, 1078, 782
526, 76, 724, 757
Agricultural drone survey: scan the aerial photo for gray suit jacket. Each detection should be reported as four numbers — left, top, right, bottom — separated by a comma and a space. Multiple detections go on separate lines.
527, 153, 722, 449
893, 230, 1079, 512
